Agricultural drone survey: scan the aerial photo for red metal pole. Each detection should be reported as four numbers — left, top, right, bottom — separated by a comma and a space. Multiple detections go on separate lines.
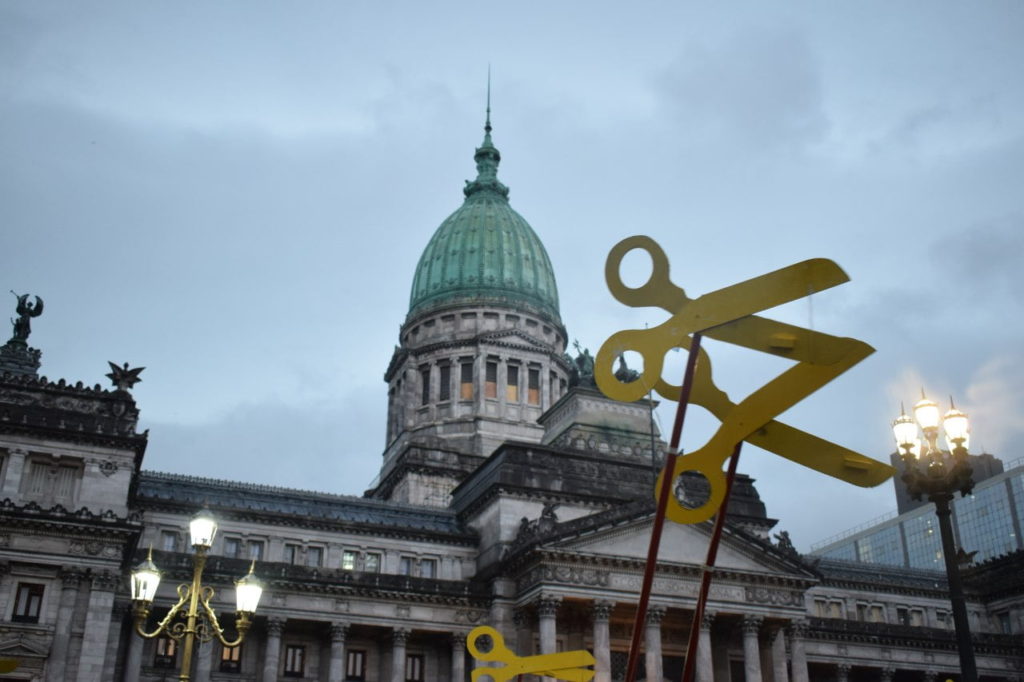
624, 332, 704, 682
680, 441, 743, 682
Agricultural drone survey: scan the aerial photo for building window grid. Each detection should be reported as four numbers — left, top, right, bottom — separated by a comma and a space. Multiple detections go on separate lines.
420, 366, 431, 406
342, 550, 357, 571
223, 537, 241, 559
506, 365, 519, 402
485, 361, 498, 399
527, 368, 540, 405
459, 362, 473, 400
854, 524, 903, 567
902, 513, 944, 569
419, 558, 437, 578
306, 546, 323, 567
364, 552, 381, 573
953, 484, 1017, 561
154, 636, 178, 668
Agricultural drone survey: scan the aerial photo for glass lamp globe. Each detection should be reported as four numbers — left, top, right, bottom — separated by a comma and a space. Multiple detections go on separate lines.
235, 563, 264, 614
913, 395, 941, 431
943, 407, 970, 451
131, 551, 162, 603
892, 413, 919, 452
189, 509, 218, 549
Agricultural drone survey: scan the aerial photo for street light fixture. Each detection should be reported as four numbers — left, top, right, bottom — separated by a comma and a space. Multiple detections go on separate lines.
892, 392, 976, 682
130, 509, 264, 682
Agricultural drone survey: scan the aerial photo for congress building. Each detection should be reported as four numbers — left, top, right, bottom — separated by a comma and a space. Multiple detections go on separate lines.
1, 116, 1022, 682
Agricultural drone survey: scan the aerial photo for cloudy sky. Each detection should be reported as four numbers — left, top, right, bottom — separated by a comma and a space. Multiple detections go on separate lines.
3, 2, 1022, 550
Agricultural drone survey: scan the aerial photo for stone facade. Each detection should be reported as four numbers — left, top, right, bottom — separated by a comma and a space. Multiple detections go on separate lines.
1, 123, 1022, 682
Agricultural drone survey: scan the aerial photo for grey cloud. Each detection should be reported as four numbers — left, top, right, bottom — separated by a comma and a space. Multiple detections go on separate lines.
658, 28, 828, 151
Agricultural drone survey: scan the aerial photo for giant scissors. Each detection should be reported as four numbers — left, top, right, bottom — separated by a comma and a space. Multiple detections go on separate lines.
595, 235, 894, 525
467, 626, 595, 682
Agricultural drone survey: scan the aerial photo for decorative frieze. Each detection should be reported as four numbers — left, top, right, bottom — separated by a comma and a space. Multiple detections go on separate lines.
518, 564, 609, 590
744, 586, 804, 606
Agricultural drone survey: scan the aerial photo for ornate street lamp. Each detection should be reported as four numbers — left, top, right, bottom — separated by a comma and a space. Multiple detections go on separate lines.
130, 509, 264, 682
892, 392, 976, 681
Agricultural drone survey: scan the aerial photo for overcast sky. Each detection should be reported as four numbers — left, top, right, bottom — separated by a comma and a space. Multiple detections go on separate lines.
3, 2, 1022, 551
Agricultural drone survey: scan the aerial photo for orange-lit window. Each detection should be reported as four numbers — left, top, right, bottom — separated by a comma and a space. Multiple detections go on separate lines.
527, 368, 540, 405
485, 362, 498, 399
460, 362, 473, 400
506, 365, 519, 402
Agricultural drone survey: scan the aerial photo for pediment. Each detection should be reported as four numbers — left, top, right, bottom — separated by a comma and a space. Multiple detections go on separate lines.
0, 636, 49, 658
545, 513, 810, 578
479, 329, 548, 349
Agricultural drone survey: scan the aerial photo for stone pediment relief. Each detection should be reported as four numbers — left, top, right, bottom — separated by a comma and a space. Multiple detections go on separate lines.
547, 515, 808, 578
0, 635, 50, 658
478, 329, 548, 349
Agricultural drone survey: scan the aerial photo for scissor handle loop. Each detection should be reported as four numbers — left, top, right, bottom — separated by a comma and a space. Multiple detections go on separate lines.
655, 447, 728, 525
594, 328, 664, 403
466, 625, 505, 661
605, 235, 683, 310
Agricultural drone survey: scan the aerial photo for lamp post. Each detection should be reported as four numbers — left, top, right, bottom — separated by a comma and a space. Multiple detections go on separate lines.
892, 392, 976, 681
130, 509, 264, 682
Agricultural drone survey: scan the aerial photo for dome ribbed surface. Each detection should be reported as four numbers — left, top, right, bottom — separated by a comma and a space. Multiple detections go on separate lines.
407, 125, 561, 325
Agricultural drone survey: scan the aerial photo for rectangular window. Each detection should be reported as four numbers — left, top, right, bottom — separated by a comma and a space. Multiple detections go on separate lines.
910, 609, 925, 627
405, 653, 424, 682
420, 367, 431, 405
342, 550, 357, 571
248, 541, 264, 561
12, 583, 44, 623
550, 371, 559, 400
506, 365, 519, 402
154, 636, 178, 669
23, 459, 82, 502
364, 553, 381, 573
827, 601, 842, 619
398, 556, 413, 576
528, 368, 540, 405
284, 645, 305, 677
161, 530, 178, 552
346, 650, 366, 680
869, 605, 885, 623
420, 558, 437, 578
306, 547, 323, 567
285, 544, 301, 565
223, 537, 241, 559
439, 364, 451, 402
220, 645, 242, 673
460, 362, 473, 400
485, 362, 498, 399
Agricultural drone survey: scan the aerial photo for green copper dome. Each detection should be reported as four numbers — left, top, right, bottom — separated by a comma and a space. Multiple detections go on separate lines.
408, 115, 561, 326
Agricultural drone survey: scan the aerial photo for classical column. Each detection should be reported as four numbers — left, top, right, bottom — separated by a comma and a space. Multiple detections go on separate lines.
513, 608, 532, 656
194, 638, 213, 682
328, 622, 348, 682
451, 632, 466, 682
391, 628, 410, 682
880, 665, 895, 682
712, 631, 732, 682
537, 594, 561, 655
788, 620, 809, 682
923, 669, 938, 682
122, 626, 144, 682
75, 571, 118, 682
770, 626, 788, 682
695, 611, 715, 682
645, 605, 666, 682
263, 617, 285, 681
592, 601, 614, 682
741, 616, 763, 682
46, 568, 83, 682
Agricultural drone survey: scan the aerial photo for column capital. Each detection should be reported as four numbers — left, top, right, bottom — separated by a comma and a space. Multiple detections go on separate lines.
90, 569, 119, 592
741, 615, 763, 634
591, 600, 615, 622
60, 567, 85, 587
512, 607, 527, 628
836, 662, 852, 681
392, 627, 411, 645
645, 604, 667, 625
788, 618, 808, 638
700, 611, 716, 631
330, 622, 348, 642
450, 631, 467, 647
880, 665, 895, 682
536, 593, 562, 618
266, 616, 286, 636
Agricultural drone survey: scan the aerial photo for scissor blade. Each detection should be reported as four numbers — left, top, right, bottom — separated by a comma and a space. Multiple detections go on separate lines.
534, 667, 595, 682
671, 258, 848, 334
518, 651, 595, 676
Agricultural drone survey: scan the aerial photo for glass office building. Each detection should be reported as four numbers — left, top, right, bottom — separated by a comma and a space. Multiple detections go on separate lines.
810, 458, 1024, 569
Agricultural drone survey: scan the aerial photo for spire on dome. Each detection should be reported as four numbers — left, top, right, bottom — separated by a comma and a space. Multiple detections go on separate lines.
464, 71, 508, 200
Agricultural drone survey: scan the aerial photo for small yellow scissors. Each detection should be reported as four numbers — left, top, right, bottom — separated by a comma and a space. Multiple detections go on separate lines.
595, 236, 894, 524
467, 626, 595, 682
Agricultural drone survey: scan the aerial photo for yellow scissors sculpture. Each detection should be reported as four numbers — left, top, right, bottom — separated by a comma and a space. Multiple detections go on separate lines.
467, 625, 595, 682
595, 236, 894, 525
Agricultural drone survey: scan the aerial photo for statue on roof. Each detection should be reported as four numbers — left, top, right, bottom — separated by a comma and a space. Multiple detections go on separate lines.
567, 340, 596, 388
106, 361, 145, 391
9, 292, 43, 344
